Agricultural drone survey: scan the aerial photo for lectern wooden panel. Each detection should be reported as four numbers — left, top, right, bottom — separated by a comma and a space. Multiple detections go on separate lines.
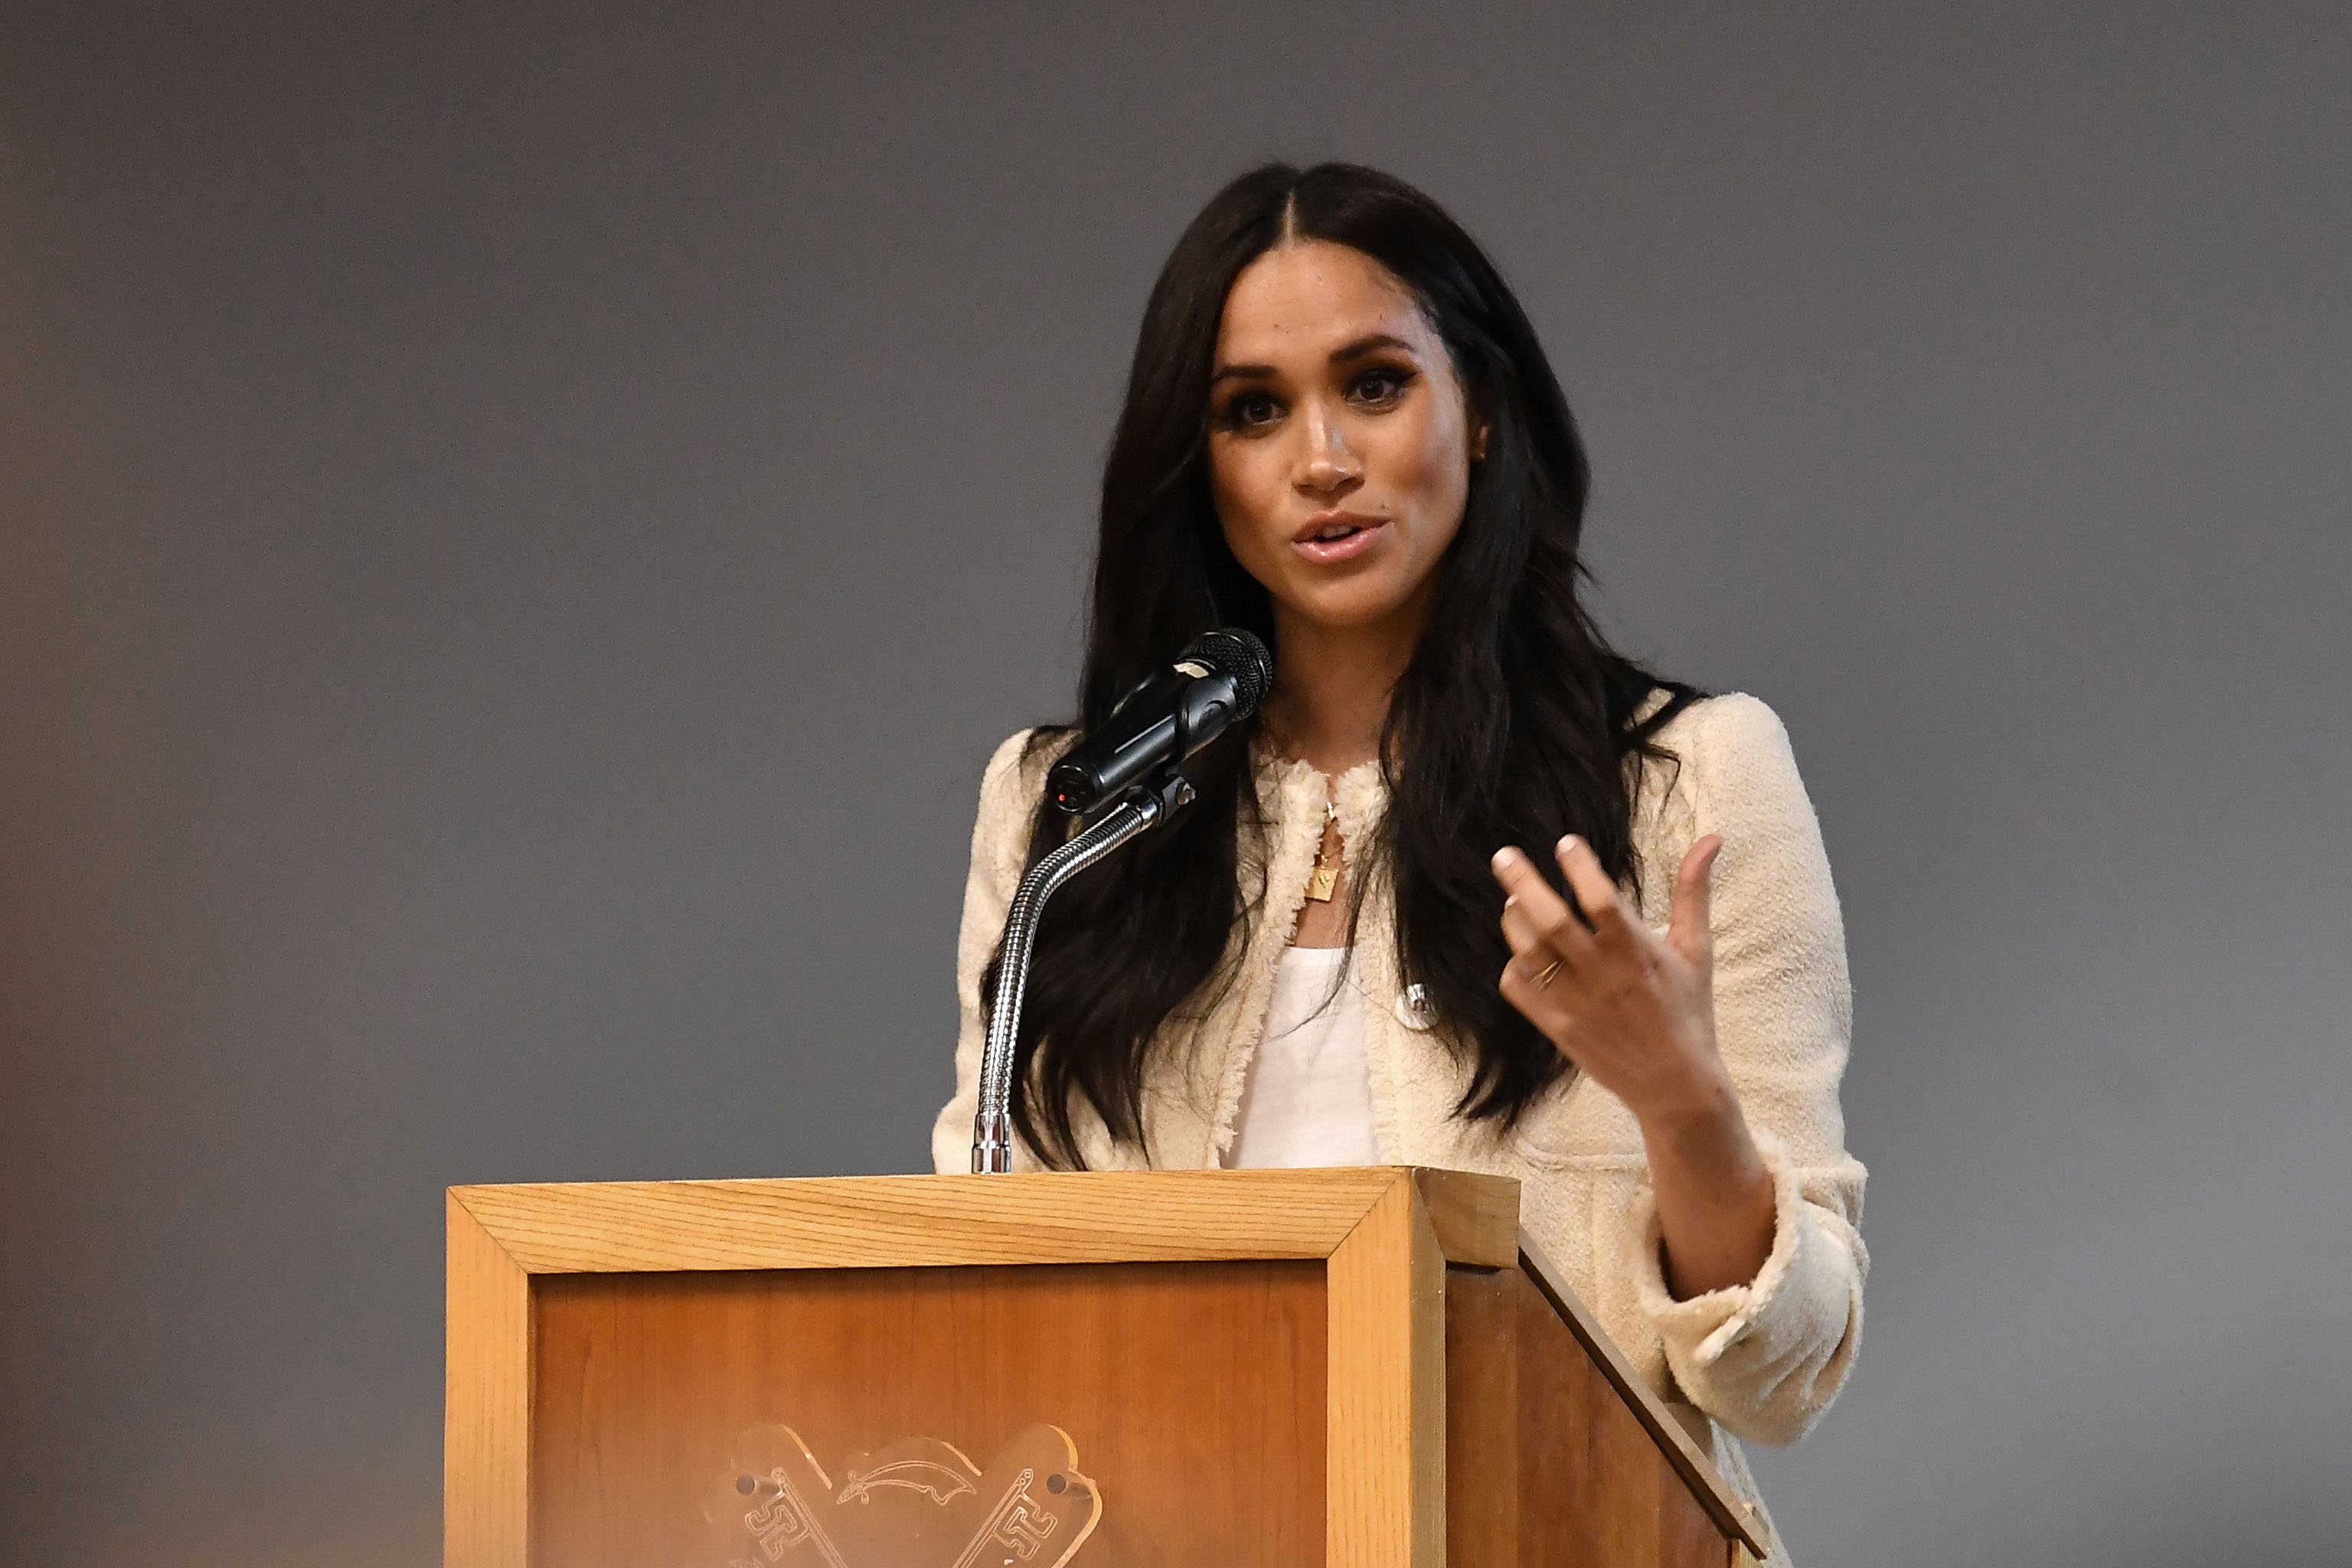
533, 1261, 1328, 1565
446, 1168, 1766, 1568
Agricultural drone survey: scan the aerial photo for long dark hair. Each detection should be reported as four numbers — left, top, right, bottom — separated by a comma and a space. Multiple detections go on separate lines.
990, 162, 1701, 1168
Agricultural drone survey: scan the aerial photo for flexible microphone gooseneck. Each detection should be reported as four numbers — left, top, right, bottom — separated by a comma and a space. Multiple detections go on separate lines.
972, 627, 1273, 1173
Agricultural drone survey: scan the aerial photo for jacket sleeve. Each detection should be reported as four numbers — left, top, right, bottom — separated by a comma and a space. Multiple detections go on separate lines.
930, 728, 1050, 1174
1620, 693, 1869, 1446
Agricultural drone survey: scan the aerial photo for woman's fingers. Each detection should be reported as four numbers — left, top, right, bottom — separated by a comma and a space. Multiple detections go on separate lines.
1499, 897, 1571, 986
1498, 896, 1541, 955
1497, 833, 1728, 1107
1553, 835, 1635, 945
1496, 954, 1560, 1033
1491, 847, 1597, 969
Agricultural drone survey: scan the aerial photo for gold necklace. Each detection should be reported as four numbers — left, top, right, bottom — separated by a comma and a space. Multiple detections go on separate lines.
1304, 799, 1342, 903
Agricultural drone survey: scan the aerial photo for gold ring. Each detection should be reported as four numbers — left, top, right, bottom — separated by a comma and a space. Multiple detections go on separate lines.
1534, 958, 1563, 989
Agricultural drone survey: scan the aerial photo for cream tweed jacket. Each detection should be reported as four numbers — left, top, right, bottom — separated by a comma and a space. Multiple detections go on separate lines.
931, 691, 1867, 1563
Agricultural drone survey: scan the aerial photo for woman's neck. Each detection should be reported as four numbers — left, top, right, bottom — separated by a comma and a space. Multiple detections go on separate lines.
1259, 603, 1423, 777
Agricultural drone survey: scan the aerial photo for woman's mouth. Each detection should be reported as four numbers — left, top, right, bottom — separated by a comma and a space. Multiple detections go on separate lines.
1292, 514, 1390, 564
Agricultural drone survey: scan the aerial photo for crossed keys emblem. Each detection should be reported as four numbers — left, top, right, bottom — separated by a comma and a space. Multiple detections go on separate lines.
704, 1423, 1101, 1568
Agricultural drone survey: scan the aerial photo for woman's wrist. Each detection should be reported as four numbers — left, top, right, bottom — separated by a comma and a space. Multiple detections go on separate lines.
1636, 1064, 1778, 1298
1628, 1043, 1740, 1137
1639, 1073, 1760, 1180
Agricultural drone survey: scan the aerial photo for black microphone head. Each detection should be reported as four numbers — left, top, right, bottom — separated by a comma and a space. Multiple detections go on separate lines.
1180, 628, 1273, 716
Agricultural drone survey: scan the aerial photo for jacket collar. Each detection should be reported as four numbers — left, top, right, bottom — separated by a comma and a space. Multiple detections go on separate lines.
1247, 740, 1388, 844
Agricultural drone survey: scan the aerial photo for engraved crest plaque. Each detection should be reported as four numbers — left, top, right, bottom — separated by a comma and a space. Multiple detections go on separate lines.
704, 1422, 1101, 1568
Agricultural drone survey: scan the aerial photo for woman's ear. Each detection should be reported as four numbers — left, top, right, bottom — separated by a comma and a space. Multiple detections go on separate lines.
1471, 419, 1491, 462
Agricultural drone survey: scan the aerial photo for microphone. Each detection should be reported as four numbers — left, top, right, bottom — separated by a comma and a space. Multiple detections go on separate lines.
1047, 629, 1273, 814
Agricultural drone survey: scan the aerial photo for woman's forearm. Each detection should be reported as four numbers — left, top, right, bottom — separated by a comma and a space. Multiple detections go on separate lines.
1640, 1073, 1778, 1298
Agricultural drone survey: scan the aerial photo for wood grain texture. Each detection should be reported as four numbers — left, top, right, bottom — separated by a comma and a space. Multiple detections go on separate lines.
1517, 1234, 1764, 1555
531, 1259, 1327, 1568
446, 1191, 531, 1568
1327, 1178, 1447, 1568
1515, 1266, 1739, 1568
456, 1168, 1515, 1276
1442, 1266, 1519, 1568
1410, 1169, 1520, 1268
469, 1170, 1370, 1272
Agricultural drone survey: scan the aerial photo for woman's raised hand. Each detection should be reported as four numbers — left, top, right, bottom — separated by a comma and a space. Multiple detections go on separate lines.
1491, 833, 1729, 1123
1492, 830, 1776, 1298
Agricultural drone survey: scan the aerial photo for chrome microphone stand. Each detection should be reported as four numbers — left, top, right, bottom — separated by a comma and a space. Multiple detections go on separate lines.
969, 769, 1194, 1174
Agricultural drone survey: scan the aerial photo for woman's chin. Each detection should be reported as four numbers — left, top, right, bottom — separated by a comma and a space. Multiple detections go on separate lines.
1273, 577, 1423, 635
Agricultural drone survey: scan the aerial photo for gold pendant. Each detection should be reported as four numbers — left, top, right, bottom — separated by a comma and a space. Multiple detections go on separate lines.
1305, 796, 1341, 902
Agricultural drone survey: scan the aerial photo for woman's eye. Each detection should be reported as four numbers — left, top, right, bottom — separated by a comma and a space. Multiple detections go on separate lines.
1352, 368, 1414, 405
1218, 392, 1281, 430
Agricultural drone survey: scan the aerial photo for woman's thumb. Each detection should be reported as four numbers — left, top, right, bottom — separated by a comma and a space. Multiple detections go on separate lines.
1668, 835, 1723, 966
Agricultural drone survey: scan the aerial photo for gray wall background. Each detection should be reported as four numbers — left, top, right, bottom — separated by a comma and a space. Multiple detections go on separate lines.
4, 4, 2347, 1563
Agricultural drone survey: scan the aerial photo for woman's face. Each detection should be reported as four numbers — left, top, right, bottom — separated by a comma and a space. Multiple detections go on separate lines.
1207, 239, 1485, 637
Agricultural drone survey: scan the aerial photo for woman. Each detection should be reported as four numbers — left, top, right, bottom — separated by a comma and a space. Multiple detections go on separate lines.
932, 162, 1864, 1562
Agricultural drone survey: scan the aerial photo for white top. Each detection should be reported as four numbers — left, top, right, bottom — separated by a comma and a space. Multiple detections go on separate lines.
1221, 944, 1382, 1168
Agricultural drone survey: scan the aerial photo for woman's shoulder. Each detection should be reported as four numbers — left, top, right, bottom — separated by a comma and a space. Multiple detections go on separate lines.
1634, 689, 1828, 851
978, 726, 1044, 798
1646, 688, 1800, 768
977, 724, 1076, 796
971, 726, 1077, 845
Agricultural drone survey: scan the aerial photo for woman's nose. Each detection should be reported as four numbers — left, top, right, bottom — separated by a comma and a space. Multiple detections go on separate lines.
1297, 407, 1364, 494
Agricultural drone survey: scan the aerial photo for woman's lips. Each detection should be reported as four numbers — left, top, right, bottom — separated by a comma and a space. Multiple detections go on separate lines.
1292, 519, 1390, 564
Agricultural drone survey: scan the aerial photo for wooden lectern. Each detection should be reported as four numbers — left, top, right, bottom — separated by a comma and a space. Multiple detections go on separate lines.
446, 1167, 1769, 1567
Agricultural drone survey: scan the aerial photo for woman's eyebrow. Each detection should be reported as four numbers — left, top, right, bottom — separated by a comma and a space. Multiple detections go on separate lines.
1208, 361, 1276, 389
1210, 333, 1419, 389
1328, 332, 1415, 361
